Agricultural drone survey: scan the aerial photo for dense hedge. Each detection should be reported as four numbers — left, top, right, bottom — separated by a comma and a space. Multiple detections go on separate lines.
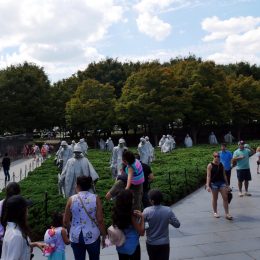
0, 141, 259, 240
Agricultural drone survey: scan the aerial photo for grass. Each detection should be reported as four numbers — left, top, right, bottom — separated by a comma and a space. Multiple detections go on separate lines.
0, 140, 259, 240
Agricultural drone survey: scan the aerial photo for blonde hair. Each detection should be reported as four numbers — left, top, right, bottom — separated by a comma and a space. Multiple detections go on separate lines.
256, 146, 260, 152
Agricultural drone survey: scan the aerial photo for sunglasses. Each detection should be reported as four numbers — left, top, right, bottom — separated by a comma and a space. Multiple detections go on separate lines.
214, 155, 220, 158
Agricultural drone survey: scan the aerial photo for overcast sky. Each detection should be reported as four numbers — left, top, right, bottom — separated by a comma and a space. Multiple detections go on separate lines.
0, 0, 259, 82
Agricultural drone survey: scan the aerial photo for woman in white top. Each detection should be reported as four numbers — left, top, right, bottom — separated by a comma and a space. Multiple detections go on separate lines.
0, 182, 21, 257
1, 195, 44, 260
64, 176, 106, 260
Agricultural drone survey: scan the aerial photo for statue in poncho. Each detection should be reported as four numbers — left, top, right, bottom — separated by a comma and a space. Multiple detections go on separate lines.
138, 137, 151, 165
159, 135, 166, 148
57, 141, 73, 170
70, 140, 76, 152
110, 138, 127, 178
161, 136, 172, 153
78, 138, 88, 155
209, 132, 218, 145
224, 131, 234, 144
99, 138, 106, 150
106, 137, 114, 152
59, 144, 99, 198
145, 136, 155, 162
184, 134, 193, 148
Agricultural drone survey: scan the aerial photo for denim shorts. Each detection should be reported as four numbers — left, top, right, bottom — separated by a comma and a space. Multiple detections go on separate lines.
211, 181, 226, 191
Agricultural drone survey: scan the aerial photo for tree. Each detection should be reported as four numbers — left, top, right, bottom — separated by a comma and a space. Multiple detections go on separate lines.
0, 62, 50, 133
228, 75, 260, 139
116, 66, 189, 143
77, 58, 141, 98
49, 75, 80, 132
171, 60, 231, 143
65, 79, 116, 135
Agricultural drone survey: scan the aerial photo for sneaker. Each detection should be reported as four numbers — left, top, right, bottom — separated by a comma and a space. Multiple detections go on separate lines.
213, 212, 220, 218
238, 192, 243, 197
244, 192, 252, 196
225, 214, 233, 220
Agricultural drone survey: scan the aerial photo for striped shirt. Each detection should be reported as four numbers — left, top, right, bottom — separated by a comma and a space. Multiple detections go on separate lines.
125, 159, 144, 185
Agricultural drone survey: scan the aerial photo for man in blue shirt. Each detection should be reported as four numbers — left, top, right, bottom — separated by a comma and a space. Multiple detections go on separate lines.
219, 143, 233, 185
233, 141, 255, 197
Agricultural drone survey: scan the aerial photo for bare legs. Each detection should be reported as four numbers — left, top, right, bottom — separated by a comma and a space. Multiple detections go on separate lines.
211, 188, 230, 216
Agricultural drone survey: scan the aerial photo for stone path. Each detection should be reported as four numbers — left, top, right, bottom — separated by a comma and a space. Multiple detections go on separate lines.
0, 157, 42, 191
32, 154, 260, 259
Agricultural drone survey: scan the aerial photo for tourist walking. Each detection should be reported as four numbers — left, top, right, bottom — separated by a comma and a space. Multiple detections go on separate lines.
0, 182, 21, 257
219, 143, 233, 185
233, 141, 255, 197
206, 152, 232, 220
43, 212, 70, 259
1, 153, 10, 182
123, 150, 144, 210
143, 189, 180, 260
1, 195, 45, 259
112, 190, 144, 260
63, 176, 106, 260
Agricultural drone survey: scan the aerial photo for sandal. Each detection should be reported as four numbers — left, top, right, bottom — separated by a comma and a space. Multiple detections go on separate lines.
226, 214, 233, 220
213, 212, 220, 218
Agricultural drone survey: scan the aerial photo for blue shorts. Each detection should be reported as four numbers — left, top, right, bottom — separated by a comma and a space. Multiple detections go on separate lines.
211, 181, 226, 191
237, 169, 251, 182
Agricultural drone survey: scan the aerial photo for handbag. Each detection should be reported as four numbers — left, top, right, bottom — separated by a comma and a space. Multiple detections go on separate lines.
228, 190, 233, 204
107, 225, 125, 247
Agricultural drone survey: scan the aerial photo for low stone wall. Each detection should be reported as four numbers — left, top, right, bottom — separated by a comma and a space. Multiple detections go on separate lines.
0, 134, 32, 159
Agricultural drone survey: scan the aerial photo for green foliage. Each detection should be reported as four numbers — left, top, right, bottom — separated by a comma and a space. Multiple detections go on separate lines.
49, 75, 80, 129
66, 79, 116, 132
77, 58, 140, 98
116, 66, 188, 132
0, 62, 51, 133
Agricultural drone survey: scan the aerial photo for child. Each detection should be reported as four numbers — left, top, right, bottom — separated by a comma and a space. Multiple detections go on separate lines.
256, 146, 260, 174
43, 212, 70, 260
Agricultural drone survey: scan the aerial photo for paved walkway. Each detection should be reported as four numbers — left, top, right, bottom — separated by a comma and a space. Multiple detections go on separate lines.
0, 157, 43, 191
32, 154, 260, 259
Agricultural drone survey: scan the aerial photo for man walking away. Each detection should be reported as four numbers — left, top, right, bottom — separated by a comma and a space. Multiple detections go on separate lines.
2, 153, 11, 182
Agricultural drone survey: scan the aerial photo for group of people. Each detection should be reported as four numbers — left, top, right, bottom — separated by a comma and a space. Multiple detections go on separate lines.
22, 143, 52, 161
0, 144, 180, 260
206, 141, 259, 220
53, 135, 181, 260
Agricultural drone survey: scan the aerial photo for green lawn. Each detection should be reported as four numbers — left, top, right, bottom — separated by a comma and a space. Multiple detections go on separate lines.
1, 141, 259, 240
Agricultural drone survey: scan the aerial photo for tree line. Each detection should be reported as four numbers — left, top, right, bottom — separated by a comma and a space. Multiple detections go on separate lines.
0, 57, 260, 144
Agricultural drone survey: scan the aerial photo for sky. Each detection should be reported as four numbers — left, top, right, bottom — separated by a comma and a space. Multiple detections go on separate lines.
0, 0, 259, 82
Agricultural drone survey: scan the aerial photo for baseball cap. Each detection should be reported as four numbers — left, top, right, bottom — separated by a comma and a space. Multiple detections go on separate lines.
238, 140, 245, 145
